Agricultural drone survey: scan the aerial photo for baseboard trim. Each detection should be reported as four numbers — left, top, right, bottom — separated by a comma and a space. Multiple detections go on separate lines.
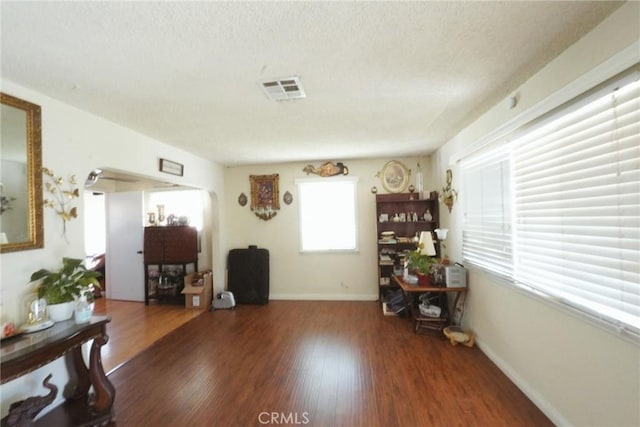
475, 337, 570, 426
270, 293, 379, 301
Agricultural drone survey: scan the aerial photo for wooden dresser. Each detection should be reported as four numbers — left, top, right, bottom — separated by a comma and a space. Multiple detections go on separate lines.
143, 226, 198, 305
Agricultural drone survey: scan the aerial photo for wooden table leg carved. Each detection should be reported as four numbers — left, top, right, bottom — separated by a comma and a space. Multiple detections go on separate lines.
88, 333, 115, 416
1, 317, 116, 426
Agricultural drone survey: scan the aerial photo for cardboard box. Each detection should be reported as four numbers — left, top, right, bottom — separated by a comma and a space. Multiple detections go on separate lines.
182, 272, 213, 309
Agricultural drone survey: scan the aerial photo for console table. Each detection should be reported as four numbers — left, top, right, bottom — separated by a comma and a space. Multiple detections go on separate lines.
393, 275, 467, 333
1, 316, 115, 426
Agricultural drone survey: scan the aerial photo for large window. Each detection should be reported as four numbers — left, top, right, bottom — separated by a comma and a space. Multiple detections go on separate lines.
460, 70, 640, 336
297, 177, 358, 252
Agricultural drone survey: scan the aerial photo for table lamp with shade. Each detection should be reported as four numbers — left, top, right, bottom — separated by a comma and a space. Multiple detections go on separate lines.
418, 231, 437, 256
410, 231, 436, 286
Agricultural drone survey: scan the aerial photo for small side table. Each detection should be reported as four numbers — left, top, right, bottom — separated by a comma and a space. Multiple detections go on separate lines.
392, 275, 467, 333
1, 316, 115, 426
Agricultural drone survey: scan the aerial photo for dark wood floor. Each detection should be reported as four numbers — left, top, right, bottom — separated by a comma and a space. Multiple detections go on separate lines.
92, 298, 205, 373
106, 301, 552, 427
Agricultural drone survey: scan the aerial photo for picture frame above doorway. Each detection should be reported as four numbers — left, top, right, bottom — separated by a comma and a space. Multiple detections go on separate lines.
159, 158, 184, 176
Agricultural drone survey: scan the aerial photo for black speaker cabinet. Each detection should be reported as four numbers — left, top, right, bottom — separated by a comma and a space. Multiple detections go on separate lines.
227, 246, 269, 304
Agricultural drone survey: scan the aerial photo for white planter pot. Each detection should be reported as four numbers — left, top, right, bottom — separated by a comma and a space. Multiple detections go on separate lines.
47, 301, 75, 322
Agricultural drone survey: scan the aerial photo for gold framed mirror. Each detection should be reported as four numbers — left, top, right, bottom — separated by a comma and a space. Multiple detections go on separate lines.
1, 92, 43, 253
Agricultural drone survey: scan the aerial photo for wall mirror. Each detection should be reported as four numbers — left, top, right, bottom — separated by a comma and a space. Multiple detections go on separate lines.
0, 92, 43, 253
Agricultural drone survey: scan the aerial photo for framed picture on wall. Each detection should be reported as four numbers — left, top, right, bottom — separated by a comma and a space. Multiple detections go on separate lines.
379, 160, 409, 193
159, 158, 184, 176
250, 174, 280, 211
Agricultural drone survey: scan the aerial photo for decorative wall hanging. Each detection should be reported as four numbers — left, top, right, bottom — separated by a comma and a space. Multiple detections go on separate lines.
283, 191, 293, 205
159, 158, 184, 176
303, 161, 349, 177
238, 193, 247, 207
439, 169, 458, 212
376, 160, 410, 193
250, 174, 279, 220
42, 167, 79, 241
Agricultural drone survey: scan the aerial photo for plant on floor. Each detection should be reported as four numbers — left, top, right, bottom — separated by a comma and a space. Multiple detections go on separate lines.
30, 257, 102, 304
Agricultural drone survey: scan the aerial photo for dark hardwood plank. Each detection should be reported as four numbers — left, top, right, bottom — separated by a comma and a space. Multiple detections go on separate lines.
107, 301, 552, 426
92, 298, 206, 373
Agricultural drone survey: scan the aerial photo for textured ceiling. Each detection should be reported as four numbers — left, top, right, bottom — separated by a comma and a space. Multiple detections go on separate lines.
0, 1, 621, 166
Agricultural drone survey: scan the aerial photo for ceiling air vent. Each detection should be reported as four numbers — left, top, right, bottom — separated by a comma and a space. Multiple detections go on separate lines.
260, 76, 306, 101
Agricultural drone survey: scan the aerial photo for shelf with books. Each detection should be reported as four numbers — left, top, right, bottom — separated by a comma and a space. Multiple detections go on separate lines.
375, 192, 439, 303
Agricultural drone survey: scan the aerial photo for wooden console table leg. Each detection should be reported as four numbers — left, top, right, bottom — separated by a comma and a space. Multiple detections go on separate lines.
88, 331, 116, 416
64, 346, 91, 400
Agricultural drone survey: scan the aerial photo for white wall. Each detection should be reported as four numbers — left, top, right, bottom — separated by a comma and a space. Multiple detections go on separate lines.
224, 157, 431, 299
432, 3, 640, 426
0, 80, 227, 418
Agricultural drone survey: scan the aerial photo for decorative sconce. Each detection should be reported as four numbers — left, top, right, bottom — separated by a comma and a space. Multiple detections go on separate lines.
250, 174, 280, 221
439, 169, 458, 212
42, 167, 79, 240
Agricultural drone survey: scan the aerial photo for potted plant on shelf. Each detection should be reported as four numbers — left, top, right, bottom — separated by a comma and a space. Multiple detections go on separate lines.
30, 257, 102, 322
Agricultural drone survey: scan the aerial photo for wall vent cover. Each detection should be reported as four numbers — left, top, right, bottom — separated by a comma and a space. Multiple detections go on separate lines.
260, 76, 306, 101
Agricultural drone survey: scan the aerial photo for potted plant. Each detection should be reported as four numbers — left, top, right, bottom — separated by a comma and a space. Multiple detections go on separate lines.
405, 244, 436, 286
30, 257, 101, 322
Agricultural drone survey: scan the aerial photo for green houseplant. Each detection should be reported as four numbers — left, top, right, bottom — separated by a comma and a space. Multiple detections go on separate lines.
30, 258, 101, 321
405, 243, 436, 286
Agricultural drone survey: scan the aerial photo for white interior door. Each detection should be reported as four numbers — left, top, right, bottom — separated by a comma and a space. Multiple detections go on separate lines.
106, 191, 144, 301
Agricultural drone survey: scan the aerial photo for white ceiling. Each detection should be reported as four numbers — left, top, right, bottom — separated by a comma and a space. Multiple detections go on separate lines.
1, 1, 621, 166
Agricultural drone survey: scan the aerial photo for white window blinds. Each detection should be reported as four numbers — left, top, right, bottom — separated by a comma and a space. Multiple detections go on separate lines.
460, 70, 640, 335
513, 78, 640, 332
461, 146, 513, 278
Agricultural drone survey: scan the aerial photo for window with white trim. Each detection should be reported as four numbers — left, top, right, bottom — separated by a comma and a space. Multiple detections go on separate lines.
461, 69, 640, 335
297, 177, 358, 252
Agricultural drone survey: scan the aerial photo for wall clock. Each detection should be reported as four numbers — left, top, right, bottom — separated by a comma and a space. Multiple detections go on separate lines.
379, 160, 410, 193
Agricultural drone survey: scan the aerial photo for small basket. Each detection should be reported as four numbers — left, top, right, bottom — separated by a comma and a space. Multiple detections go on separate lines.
443, 326, 475, 348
